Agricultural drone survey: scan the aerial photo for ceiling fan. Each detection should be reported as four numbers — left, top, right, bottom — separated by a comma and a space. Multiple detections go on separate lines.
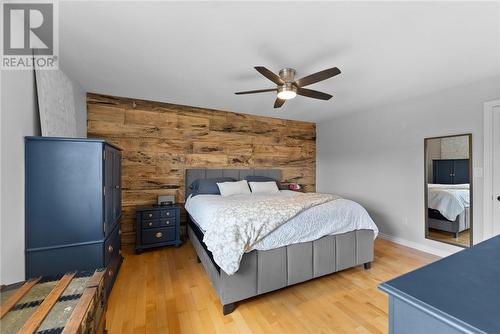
235, 66, 341, 108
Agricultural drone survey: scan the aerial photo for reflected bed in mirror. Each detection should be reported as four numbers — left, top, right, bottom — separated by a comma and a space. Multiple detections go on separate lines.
424, 134, 472, 248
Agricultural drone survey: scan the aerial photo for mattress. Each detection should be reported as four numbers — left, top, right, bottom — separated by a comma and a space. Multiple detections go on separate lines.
428, 184, 470, 221
185, 190, 378, 252
188, 217, 221, 273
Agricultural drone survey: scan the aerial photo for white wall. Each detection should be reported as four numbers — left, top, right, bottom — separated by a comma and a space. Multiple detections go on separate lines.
317, 75, 500, 255
1, 70, 40, 284
0, 69, 86, 284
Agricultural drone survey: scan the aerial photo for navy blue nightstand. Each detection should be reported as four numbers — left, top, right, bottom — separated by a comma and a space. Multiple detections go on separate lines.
135, 205, 182, 254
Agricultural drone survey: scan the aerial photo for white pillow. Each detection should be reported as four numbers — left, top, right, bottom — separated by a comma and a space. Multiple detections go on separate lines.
217, 180, 251, 197
249, 181, 279, 194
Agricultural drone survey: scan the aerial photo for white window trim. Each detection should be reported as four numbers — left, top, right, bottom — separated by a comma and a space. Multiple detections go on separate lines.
483, 99, 500, 239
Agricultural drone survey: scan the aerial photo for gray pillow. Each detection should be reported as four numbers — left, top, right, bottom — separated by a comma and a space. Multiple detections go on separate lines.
189, 177, 235, 196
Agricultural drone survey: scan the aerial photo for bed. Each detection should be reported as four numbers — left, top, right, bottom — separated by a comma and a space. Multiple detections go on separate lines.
185, 168, 378, 315
427, 184, 470, 238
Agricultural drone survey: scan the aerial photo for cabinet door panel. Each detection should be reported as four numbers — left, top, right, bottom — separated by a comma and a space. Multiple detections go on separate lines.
433, 160, 453, 184
104, 146, 114, 236
452, 159, 469, 184
112, 150, 122, 223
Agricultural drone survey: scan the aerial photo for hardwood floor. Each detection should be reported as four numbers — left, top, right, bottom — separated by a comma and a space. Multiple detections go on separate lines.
106, 239, 438, 334
428, 228, 471, 247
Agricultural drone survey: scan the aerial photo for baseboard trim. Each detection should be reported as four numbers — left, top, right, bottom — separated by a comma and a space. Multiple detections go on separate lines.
378, 233, 460, 258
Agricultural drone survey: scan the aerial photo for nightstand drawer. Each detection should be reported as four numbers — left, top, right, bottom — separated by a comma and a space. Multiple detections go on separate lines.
160, 210, 175, 218
159, 218, 175, 227
142, 227, 176, 244
142, 211, 159, 220
142, 220, 159, 229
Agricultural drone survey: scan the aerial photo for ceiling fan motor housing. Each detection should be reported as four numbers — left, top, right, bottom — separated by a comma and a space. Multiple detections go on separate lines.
277, 68, 298, 100
279, 68, 296, 82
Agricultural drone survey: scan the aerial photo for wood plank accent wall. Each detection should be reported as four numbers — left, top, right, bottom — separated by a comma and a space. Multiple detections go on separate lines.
87, 93, 316, 245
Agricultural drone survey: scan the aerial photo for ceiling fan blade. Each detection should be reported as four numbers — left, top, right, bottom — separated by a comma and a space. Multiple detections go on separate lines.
274, 98, 286, 108
255, 66, 284, 85
294, 67, 341, 87
235, 88, 277, 95
296, 87, 333, 100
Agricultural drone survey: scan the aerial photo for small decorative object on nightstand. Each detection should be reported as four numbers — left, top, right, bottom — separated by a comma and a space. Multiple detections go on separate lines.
135, 205, 181, 254
282, 182, 305, 192
287, 183, 301, 191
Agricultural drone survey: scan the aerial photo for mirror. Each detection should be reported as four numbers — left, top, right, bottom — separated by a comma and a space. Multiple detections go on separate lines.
425, 134, 472, 247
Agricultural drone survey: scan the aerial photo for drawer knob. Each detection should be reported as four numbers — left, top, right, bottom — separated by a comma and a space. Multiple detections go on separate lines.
166, 212, 170, 216
148, 222, 153, 227
119, 229, 122, 235
155, 232, 163, 238
165, 221, 170, 225
148, 213, 153, 218
108, 245, 113, 253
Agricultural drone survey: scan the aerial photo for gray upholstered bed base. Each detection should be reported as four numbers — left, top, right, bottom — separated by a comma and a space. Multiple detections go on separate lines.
188, 226, 374, 315
429, 207, 470, 238
185, 168, 375, 315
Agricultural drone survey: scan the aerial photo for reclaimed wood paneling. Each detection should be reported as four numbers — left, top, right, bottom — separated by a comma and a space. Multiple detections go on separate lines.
87, 93, 316, 245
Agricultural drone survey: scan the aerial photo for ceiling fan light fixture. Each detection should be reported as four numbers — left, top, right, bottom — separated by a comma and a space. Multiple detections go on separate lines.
277, 83, 297, 100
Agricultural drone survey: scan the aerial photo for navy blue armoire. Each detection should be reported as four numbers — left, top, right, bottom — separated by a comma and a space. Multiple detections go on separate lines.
25, 137, 123, 294
432, 159, 470, 184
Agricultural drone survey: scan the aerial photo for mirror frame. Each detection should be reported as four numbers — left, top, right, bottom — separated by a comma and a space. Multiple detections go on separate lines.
424, 133, 473, 248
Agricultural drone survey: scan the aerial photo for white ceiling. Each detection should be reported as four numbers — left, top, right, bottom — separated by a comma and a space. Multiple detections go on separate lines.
59, 1, 500, 122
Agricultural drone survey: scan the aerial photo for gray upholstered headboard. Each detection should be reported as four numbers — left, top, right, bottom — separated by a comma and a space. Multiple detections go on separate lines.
185, 168, 281, 199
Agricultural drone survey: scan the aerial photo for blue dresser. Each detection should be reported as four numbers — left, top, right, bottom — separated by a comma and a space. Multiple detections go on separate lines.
379, 236, 500, 334
25, 137, 123, 295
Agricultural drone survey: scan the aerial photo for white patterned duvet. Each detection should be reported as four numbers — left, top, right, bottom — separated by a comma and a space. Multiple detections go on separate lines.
185, 190, 378, 273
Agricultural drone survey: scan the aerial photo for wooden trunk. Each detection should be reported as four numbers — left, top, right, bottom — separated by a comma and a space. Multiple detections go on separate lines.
0, 270, 106, 334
